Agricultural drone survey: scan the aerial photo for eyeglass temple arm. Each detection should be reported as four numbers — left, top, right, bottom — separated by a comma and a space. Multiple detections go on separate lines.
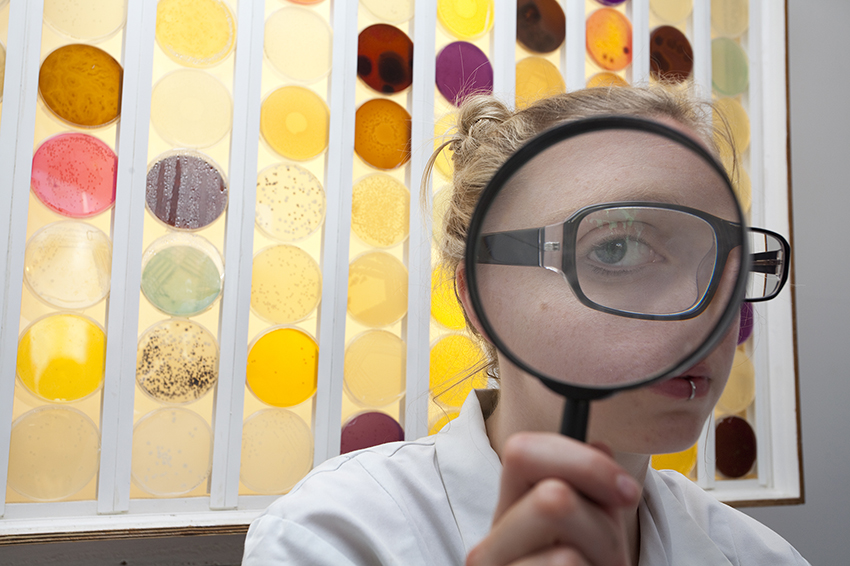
476, 228, 542, 266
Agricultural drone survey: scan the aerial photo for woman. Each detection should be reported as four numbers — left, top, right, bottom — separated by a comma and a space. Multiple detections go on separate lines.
243, 86, 807, 565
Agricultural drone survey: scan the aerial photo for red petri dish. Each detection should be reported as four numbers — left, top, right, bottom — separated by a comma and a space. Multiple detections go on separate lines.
146, 150, 228, 230
357, 24, 413, 94
715, 415, 757, 478
435, 41, 494, 106
650, 25, 694, 82
516, 0, 566, 54
340, 412, 404, 454
354, 99, 411, 170
586, 8, 632, 71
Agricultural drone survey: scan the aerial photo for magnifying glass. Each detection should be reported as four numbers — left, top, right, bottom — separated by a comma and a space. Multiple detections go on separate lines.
464, 116, 783, 441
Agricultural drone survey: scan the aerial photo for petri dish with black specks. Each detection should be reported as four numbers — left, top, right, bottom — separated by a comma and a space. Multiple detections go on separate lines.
516, 0, 566, 54
650, 25, 694, 83
357, 24, 413, 94
146, 150, 228, 231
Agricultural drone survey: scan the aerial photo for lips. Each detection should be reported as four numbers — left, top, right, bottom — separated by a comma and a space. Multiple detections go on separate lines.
647, 374, 710, 400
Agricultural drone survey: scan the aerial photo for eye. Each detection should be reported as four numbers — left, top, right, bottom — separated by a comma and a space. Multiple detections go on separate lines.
584, 232, 662, 271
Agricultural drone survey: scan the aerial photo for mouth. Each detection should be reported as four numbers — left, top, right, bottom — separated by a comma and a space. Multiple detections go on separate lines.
647, 370, 711, 400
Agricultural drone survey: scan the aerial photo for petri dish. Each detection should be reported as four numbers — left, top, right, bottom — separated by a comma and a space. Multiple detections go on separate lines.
240, 409, 314, 493
515, 56, 565, 109
429, 411, 460, 435
8, 406, 99, 501
24, 221, 112, 310
150, 70, 233, 149
711, 0, 748, 38
430, 334, 488, 408
344, 330, 406, 407
246, 327, 319, 407
711, 38, 749, 97
131, 407, 212, 496
256, 163, 326, 242
0, 40, 6, 102
260, 85, 330, 161
715, 415, 756, 478
31, 132, 117, 218
435, 41, 494, 106
354, 98, 411, 170
347, 251, 409, 328
586, 71, 629, 88
251, 244, 322, 324
140, 232, 224, 317
516, 0, 566, 54
39, 44, 122, 128
145, 150, 228, 231
716, 346, 755, 415
136, 318, 219, 405
265, 7, 332, 84
17, 313, 106, 403
651, 443, 698, 476
595, 0, 626, 4
738, 302, 754, 345
437, 0, 494, 40
431, 264, 466, 330
361, 0, 414, 24
351, 173, 410, 248
650, 25, 693, 83
155, 0, 235, 67
43, 0, 126, 42
357, 24, 414, 95
713, 96, 750, 154
586, 8, 633, 72
650, 0, 693, 24
288, 0, 325, 4
434, 113, 457, 179
340, 411, 404, 454
431, 186, 452, 244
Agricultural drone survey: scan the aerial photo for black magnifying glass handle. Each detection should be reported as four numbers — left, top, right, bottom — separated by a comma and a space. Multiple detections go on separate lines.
560, 397, 590, 441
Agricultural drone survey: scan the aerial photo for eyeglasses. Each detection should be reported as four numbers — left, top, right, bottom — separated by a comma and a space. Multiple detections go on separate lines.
475, 202, 790, 321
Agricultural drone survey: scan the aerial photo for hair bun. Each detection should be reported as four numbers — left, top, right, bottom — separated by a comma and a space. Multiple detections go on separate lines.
451, 96, 511, 167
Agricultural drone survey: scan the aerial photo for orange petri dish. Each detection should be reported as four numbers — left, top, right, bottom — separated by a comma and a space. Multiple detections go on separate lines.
261, 86, 330, 161
354, 99, 411, 170
347, 251, 408, 328
430, 334, 488, 408
587, 71, 629, 88
586, 8, 632, 72
515, 56, 565, 109
651, 443, 698, 476
246, 327, 319, 407
39, 44, 123, 128
155, 0, 235, 67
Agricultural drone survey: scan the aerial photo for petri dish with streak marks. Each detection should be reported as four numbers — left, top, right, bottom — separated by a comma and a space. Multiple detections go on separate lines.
515, 56, 565, 109
44, 0, 126, 42
24, 221, 112, 310
265, 7, 332, 84
516, 0, 566, 54
136, 318, 219, 405
140, 232, 224, 317
131, 407, 212, 496
347, 251, 408, 328
251, 245, 322, 324
256, 163, 326, 242
8, 406, 100, 501
16, 313, 106, 403
31, 133, 117, 218
155, 0, 235, 67
145, 150, 228, 231
437, 0, 494, 40
354, 98, 411, 170
431, 264, 466, 330
150, 70, 233, 149
246, 327, 319, 407
344, 330, 406, 407
361, 0, 414, 24
351, 173, 410, 248
430, 334, 488, 408
435, 41, 494, 106
357, 24, 413, 95
39, 44, 122, 128
340, 411, 404, 454
260, 86, 330, 162
240, 409, 313, 494
586, 8, 633, 72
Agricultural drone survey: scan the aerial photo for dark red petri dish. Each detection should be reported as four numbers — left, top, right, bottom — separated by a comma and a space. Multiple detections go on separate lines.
435, 41, 494, 106
715, 415, 757, 478
340, 411, 404, 454
146, 151, 228, 231
517, 0, 566, 54
650, 25, 694, 82
357, 24, 414, 94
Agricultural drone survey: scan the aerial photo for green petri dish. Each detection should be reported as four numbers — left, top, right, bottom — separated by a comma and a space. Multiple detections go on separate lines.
712, 38, 749, 97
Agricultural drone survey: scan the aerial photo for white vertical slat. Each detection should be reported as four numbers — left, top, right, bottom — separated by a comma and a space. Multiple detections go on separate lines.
696, 414, 716, 490
313, 0, 358, 465
0, 0, 44, 518
97, 0, 157, 515
628, 0, 650, 85
404, 0, 438, 442
209, 0, 265, 510
564, 0, 585, 91
691, 0, 712, 98
492, 0, 516, 105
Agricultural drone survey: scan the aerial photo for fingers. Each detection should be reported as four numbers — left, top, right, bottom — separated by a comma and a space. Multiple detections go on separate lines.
470, 546, 591, 566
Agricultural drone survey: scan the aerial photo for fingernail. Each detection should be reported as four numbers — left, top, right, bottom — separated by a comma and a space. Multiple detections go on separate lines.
616, 474, 640, 501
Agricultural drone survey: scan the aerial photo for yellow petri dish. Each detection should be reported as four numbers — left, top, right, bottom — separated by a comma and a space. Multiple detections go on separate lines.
44, 0, 126, 42
429, 411, 460, 435
17, 313, 105, 403
265, 7, 332, 84
515, 56, 565, 109
711, 0, 748, 38
351, 174, 410, 248
246, 327, 319, 407
431, 264, 466, 330
150, 70, 233, 148
713, 97, 750, 154
8, 406, 100, 501
650, 0, 693, 24
131, 407, 212, 496
651, 443, 698, 476
344, 330, 406, 407
437, 0, 494, 40
347, 251, 409, 328
241, 409, 314, 494
434, 113, 456, 179
431, 186, 453, 245
261, 86, 330, 161
429, 334, 488, 408
716, 346, 756, 415
587, 71, 629, 88
361, 0, 415, 23
256, 163, 326, 242
0, 41, 5, 102
719, 151, 752, 214
251, 245, 322, 324
155, 0, 235, 67
354, 98, 411, 170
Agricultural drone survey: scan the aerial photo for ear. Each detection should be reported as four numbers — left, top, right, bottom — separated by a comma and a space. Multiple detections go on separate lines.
455, 263, 491, 343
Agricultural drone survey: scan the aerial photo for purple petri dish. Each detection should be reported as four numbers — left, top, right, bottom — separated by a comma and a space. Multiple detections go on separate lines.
340, 411, 404, 454
435, 41, 494, 106
738, 302, 754, 345
595, 0, 626, 5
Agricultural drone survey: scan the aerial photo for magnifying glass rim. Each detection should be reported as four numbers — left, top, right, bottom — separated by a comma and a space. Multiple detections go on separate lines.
464, 115, 750, 401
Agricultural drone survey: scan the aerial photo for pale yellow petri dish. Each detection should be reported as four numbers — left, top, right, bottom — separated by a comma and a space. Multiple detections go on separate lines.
260, 86, 330, 161
429, 411, 460, 435
651, 443, 698, 476
131, 407, 212, 496
256, 163, 326, 242
265, 7, 332, 84
719, 151, 752, 214
431, 187, 452, 245
351, 174, 410, 248
434, 113, 457, 179
8, 406, 100, 501
713, 97, 750, 154
650, 0, 693, 24
430, 334, 488, 408
437, 0, 495, 40
155, 0, 235, 67
251, 244, 322, 324
344, 330, 406, 407
711, 0, 748, 38
587, 71, 629, 88
241, 408, 314, 493
348, 251, 409, 328
361, 0, 415, 23
150, 70, 233, 148
515, 56, 565, 109
431, 264, 466, 330
0, 41, 6, 102
716, 346, 755, 415
246, 327, 318, 407
44, 0, 126, 42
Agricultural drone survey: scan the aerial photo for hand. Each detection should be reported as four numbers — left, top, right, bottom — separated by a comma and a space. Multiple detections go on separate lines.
466, 432, 642, 566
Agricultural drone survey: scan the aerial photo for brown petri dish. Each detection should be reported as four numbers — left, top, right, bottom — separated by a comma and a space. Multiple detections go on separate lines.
516, 0, 566, 54
354, 99, 411, 170
357, 24, 413, 94
145, 150, 228, 230
650, 25, 694, 83
715, 415, 757, 478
